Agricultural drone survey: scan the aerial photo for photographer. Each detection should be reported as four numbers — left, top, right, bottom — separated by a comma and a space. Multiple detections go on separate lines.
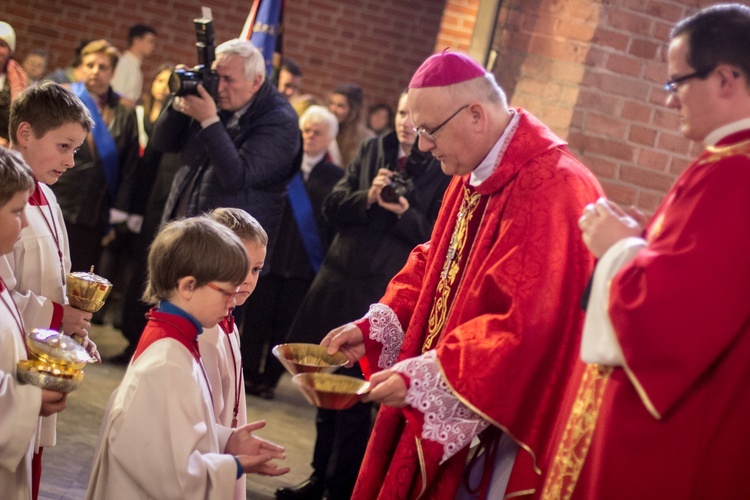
153, 38, 301, 267
277, 91, 450, 500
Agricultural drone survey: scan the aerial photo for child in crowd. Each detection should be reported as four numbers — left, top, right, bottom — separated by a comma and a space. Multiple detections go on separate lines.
203, 207, 268, 500
0, 81, 97, 499
86, 217, 288, 499
0, 149, 67, 499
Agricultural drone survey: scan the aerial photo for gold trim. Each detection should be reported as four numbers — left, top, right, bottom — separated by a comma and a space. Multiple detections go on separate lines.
415, 436, 427, 499
541, 364, 612, 500
622, 363, 661, 420
505, 489, 536, 499
697, 138, 750, 166
435, 357, 543, 476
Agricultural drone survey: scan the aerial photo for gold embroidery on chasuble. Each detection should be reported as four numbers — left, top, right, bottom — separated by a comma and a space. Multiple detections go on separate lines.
541, 364, 613, 500
697, 138, 750, 166
423, 186, 484, 353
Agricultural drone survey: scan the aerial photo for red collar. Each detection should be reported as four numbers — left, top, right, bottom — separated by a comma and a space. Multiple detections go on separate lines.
133, 309, 202, 362
29, 182, 48, 206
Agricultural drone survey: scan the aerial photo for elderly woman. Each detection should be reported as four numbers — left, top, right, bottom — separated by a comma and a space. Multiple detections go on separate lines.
51, 39, 139, 273
242, 105, 344, 400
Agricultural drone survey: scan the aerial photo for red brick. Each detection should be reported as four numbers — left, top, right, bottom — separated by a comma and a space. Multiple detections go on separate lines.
629, 39, 659, 59
657, 131, 691, 155
620, 165, 674, 191
635, 190, 666, 212
630, 125, 658, 146
606, 53, 644, 77
669, 156, 692, 175
599, 180, 637, 206
636, 148, 669, 170
622, 101, 653, 123
588, 112, 629, 139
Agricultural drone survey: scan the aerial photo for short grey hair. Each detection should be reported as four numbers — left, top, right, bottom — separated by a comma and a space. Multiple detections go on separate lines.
299, 105, 339, 141
448, 73, 507, 108
215, 38, 266, 81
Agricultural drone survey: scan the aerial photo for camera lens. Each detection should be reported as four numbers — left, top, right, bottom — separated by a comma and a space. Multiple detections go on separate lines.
169, 69, 199, 96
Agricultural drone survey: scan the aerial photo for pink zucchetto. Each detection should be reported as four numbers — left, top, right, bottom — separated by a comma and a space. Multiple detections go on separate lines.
408, 49, 487, 89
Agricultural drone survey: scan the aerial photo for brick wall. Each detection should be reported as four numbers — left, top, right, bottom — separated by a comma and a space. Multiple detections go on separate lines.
490, 0, 750, 212
433, 0, 478, 52
0, 0, 445, 112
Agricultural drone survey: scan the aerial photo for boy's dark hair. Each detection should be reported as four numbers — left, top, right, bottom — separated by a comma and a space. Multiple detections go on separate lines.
0, 149, 34, 207
672, 3, 750, 84
281, 57, 302, 77
9, 82, 93, 144
207, 208, 268, 246
128, 24, 157, 46
143, 217, 249, 305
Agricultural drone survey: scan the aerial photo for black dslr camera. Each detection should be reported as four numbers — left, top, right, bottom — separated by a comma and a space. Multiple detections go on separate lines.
380, 171, 414, 204
168, 15, 219, 99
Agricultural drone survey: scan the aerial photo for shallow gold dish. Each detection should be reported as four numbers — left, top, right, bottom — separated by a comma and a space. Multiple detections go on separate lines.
66, 267, 112, 313
17, 359, 84, 393
272, 343, 348, 376
292, 372, 370, 410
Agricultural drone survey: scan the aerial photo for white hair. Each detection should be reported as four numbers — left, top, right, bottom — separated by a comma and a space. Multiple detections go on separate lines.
448, 73, 507, 108
215, 38, 266, 81
299, 105, 339, 141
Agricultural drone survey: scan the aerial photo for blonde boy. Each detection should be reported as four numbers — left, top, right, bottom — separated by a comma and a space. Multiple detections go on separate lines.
0, 149, 67, 499
87, 217, 288, 499
203, 207, 268, 500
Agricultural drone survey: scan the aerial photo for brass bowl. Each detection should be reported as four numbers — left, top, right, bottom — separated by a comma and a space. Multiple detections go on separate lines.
17, 359, 84, 393
292, 372, 370, 410
272, 343, 348, 376
66, 268, 112, 313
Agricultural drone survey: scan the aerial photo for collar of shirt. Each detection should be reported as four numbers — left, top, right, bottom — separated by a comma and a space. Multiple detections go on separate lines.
704, 118, 750, 146
302, 151, 326, 181
226, 100, 253, 129
158, 301, 203, 335
470, 109, 520, 187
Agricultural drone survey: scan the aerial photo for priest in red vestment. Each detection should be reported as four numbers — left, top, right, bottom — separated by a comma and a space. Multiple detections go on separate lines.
322, 51, 602, 499
541, 4, 750, 499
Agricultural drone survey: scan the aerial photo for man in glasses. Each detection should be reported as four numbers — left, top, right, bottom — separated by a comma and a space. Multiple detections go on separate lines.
542, 4, 750, 499
322, 50, 602, 498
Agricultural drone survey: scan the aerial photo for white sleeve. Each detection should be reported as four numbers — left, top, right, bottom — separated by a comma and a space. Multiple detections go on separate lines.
580, 237, 648, 365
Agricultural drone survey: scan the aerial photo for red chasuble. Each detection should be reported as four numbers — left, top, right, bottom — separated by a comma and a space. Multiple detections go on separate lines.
354, 109, 602, 499
543, 129, 750, 499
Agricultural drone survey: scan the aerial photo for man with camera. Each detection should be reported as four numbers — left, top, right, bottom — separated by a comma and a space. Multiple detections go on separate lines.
276, 91, 451, 500
153, 38, 301, 267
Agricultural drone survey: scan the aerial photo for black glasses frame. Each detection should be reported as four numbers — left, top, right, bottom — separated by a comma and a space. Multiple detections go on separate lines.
414, 104, 470, 142
664, 68, 714, 94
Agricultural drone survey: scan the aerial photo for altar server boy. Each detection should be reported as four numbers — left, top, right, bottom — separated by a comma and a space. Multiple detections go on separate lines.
202, 208, 267, 500
0, 149, 68, 499
86, 217, 289, 499
0, 82, 98, 497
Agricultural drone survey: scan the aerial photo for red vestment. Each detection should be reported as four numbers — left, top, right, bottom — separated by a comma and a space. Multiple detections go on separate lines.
543, 128, 750, 499
353, 110, 602, 499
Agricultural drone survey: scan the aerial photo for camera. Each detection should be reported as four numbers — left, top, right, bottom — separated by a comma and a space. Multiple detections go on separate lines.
380, 171, 413, 204
168, 15, 219, 99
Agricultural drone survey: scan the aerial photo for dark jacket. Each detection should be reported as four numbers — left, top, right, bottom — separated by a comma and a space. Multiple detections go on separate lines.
267, 156, 344, 279
51, 87, 139, 227
154, 80, 301, 260
287, 132, 451, 343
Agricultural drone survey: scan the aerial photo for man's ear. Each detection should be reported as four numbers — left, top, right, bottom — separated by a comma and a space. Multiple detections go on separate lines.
716, 65, 742, 98
251, 74, 264, 94
15, 122, 33, 147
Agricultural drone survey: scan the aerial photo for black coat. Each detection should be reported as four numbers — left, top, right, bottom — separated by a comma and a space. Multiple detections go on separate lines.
287, 132, 451, 343
154, 80, 302, 262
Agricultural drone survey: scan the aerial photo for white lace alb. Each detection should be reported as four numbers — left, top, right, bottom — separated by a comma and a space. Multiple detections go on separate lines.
365, 303, 403, 369
392, 350, 490, 463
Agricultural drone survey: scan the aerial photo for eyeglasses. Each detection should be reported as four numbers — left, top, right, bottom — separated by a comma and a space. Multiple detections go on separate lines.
413, 104, 469, 143
663, 68, 713, 95
206, 282, 241, 304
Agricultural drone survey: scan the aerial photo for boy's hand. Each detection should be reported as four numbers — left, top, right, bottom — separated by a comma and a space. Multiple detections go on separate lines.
40, 389, 67, 417
62, 305, 92, 337
226, 421, 290, 476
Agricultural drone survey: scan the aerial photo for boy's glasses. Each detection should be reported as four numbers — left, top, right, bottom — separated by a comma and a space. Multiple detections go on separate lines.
206, 282, 241, 304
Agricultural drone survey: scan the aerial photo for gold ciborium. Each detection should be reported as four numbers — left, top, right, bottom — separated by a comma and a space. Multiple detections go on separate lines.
66, 266, 113, 313
292, 372, 370, 410
272, 343, 349, 376
17, 329, 95, 393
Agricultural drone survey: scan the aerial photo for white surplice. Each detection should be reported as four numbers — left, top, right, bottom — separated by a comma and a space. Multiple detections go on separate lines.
0, 286, 42, 499
199, 323, 248, 500
86, 338, 238, 500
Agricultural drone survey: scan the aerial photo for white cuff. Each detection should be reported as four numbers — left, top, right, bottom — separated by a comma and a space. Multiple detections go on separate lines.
127, 215, 143, 234
109, 208, 129, 224
200, 115, 221, 129
580, 237, 647, 365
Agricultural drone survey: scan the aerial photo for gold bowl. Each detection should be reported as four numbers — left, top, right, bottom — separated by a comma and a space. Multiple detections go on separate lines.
66, 266, 112, 313
292, 372, 370, 410
272, 343, 348, 376
17, 329, 94, 393
17, 359, 85, 393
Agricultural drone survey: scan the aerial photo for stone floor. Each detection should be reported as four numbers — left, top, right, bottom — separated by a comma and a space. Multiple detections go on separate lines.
38, 324, 317, 500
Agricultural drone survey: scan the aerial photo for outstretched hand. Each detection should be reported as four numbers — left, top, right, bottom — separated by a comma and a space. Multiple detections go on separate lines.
226, 421, 290, 476
321, 323, 365, 367
363, 370, 407, 407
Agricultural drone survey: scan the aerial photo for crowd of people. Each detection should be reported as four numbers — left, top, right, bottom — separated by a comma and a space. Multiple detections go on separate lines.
1, 2, 750, 499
